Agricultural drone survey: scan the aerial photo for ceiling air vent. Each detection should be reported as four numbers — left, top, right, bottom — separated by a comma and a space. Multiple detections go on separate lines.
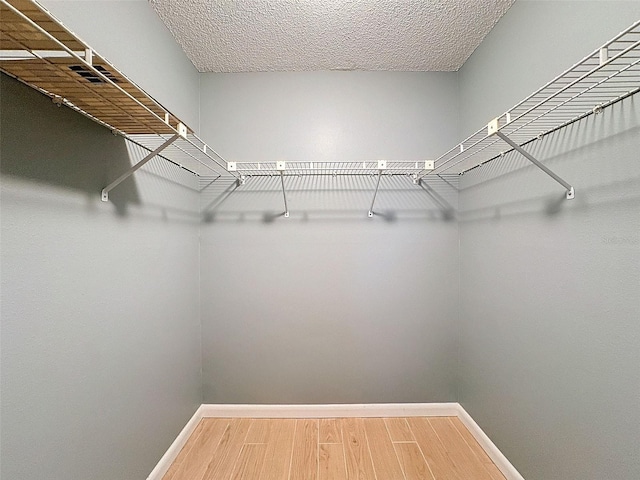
69, 65, 118, 83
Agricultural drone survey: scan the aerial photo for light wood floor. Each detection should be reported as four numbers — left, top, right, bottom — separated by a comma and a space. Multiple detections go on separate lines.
163, 417, 506, 480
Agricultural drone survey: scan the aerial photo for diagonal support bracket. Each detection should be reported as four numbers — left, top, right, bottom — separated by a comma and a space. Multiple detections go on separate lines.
277, 161, 289, 218
101, 132, 181, 202
489, 119, 574, 199
368, 161, 386, 217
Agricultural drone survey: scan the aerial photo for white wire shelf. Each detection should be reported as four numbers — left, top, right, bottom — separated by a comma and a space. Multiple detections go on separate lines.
0, 0, 233, 184
3, 0, 638, 205
224, 20, 640, 186
420, 20, 640, 179
229, 161, 435, 177
126, 133, 231, 177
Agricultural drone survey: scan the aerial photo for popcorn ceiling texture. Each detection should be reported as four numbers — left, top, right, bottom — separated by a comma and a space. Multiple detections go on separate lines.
149, 0, 515, 72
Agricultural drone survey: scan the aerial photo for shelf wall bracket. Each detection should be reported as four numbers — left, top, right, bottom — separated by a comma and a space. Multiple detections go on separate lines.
488, 119, 575, 200
277, 161, 289, 217
101, 132, 181, 202
368, 161, 386, 217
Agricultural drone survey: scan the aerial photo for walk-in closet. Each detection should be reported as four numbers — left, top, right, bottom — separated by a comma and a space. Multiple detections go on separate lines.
1, 1, 639, 479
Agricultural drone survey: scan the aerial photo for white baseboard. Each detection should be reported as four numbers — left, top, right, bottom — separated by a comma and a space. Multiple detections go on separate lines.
199, 402, 460, 418
148, 403, 524, 480
455, 404, 525, 480
147, 405, 204, 480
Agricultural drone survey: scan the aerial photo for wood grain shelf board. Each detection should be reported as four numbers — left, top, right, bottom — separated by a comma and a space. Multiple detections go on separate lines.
0, 0, 185, 135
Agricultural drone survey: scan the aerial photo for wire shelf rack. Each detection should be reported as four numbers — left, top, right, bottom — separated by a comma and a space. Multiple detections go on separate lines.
127, 133, 231, 177
0, 0, 232, 181
421, 20, 640, 178
2, 0, 638, 204
230, 161, 434, 177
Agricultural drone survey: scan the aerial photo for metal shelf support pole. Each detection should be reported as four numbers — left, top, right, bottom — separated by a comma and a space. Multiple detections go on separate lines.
490, 122, 575, 199
101, 133, 180, 201
276, 161, 289, 217
368, 168, 383, 217
279, 172, 289, 218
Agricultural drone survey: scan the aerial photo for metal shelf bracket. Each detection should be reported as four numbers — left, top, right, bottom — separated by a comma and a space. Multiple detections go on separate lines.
488, 118, 575, 200
277, 162, 289, 217
368, 161, 386, 217
101, 129, 183, 202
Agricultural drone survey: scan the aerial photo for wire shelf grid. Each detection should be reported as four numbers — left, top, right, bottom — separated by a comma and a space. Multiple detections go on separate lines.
421, 21, 640, 177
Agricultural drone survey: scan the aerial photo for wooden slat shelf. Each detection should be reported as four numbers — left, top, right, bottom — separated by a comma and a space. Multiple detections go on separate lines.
0, 0, 232, 178
0, 0, 179, 135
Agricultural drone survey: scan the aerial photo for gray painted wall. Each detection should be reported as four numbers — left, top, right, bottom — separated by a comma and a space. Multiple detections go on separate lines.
3, 0, 640, 478
1, 3, 202, 478
0, 72, 201, 480
40, 0, 200, 129
458, 0, 640, 137
198, 72, 461, 403
458, 2, 640, 479
199, 71, 458, 162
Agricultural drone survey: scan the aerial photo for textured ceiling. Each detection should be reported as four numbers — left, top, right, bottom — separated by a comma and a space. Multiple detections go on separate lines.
149, 0, 515, 73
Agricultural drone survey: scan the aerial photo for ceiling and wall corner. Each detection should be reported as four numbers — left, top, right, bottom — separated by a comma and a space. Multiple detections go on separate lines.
149, 0, 515, 73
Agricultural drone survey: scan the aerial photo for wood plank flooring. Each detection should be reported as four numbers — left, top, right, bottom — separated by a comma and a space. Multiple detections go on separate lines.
163, 417, 506, 480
